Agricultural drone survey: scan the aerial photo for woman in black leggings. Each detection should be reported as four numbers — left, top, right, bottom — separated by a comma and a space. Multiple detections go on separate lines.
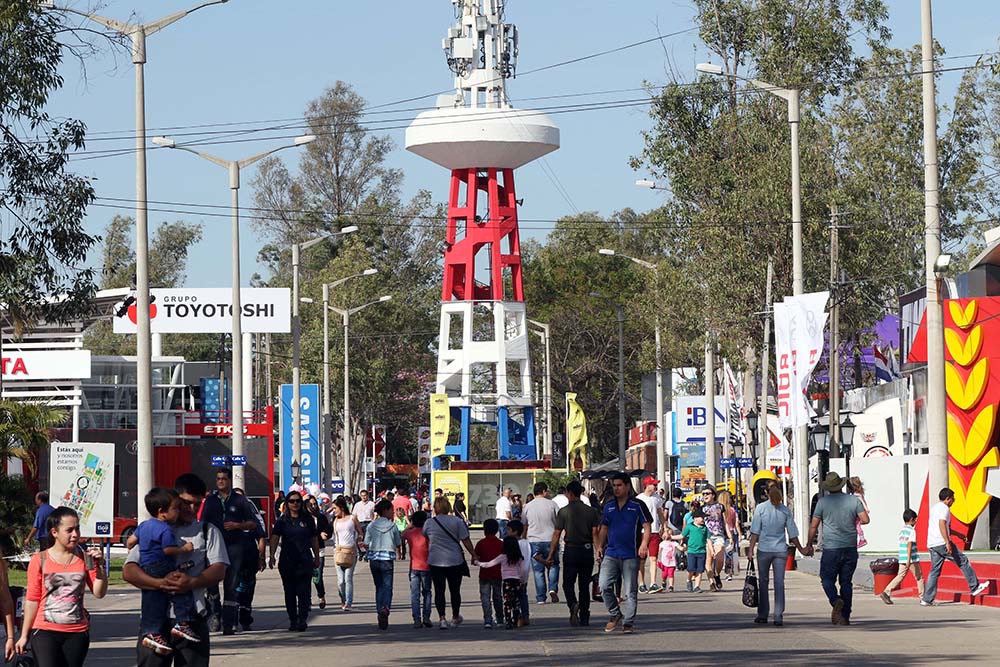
422, 497, 476, 629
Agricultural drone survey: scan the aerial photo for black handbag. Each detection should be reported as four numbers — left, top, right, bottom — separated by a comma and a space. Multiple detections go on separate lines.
675, 549, 688, 571
742, 558, 759, 608
432, 517, 471, 577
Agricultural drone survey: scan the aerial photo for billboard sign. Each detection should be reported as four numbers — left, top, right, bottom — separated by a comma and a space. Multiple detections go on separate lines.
417, 426, 432, 475
50, 442, 115, 538
279, 384, 320, 488
184, 422, 272, 438
1, 351, 91, 381
113, 288, 291, 334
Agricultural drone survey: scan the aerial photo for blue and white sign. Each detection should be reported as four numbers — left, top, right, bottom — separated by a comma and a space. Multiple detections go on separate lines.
280, 384, 321, 488
210, 455, 229, 466
737, 457, 755, 467
230, 455, 247, 466
330, 478, 346, 494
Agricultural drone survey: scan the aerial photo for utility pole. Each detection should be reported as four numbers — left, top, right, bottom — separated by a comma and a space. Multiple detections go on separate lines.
921, 0, 948, 494
829, 204, 841, 462
758, 259, 774, 472
705, 333, 717, 485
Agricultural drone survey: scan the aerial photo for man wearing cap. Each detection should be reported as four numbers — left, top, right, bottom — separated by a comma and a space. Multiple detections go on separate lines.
596, 472, 652, 634
807, 472, 869, 625
635, 477, 664, 593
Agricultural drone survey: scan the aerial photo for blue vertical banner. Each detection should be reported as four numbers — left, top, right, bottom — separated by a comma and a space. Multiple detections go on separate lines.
280, 384, 320, 489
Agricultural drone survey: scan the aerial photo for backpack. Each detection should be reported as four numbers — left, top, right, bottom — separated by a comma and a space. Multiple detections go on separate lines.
668, 500, 687, 529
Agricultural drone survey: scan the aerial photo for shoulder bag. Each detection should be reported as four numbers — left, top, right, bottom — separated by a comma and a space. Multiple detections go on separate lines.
332, 519, 358, 569
432, 517, 471, 577
742, 558, 759, 608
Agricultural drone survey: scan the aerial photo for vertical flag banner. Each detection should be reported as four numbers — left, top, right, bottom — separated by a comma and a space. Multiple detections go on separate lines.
371, 425, 387, 471
430, 394, 450, 457
565, 392, 589, 469
417, 427, 432, 475
280, 384, 320, 488
723, 359, 746, 457
774, 292, 830, 429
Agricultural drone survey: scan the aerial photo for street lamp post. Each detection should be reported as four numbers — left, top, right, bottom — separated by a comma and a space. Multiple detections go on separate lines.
528, 320, 552, 459
290, 227, 359, 488
598, 248, 666, 487
697, 61, 807, 522
153, 135, 315, 490
322, 269, 377, 489
590, 292, 626, 470
45, 0, 228, 519
841, 413, 857, 479
328, 295, 392, 493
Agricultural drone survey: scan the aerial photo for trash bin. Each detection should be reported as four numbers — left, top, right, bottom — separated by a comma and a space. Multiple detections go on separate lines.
786, 545, 797, 571
870, 558, 900, 595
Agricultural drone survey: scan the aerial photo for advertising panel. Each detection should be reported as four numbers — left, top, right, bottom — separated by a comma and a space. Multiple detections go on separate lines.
1, 350, 91, 381
113, 288, 291, 334
417, 427, 432, 475
429, 394, 449, 457
49, 442, 115, 538
279, 384, 320, 489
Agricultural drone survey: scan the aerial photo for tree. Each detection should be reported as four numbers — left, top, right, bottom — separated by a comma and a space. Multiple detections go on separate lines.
0, 400, 66, 479
0, 1, 99, 329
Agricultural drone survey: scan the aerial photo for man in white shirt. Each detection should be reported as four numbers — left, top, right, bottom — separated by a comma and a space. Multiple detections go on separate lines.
553, 487, 569, 510
523, 482, 561, 604
922, 487, 989, 605
635, 477, 664, 593
495, 488, 513, 536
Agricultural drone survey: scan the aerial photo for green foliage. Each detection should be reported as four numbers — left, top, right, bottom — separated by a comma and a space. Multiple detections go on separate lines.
0, 400, 66, 478
0, 475, 34, 549
537, 469, 577, 494
0, 1, 98, 328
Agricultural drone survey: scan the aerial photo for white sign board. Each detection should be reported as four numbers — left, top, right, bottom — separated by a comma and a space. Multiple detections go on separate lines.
113, 288, 291, 334
50, 442, 115, 538
673, 396, 727, 444
1, 350, 91, 381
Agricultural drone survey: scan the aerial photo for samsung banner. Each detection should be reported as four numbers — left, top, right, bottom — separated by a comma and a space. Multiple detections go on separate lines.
280, 384, 320, 489
50, 442, 115, 538
113, 288, 291, 334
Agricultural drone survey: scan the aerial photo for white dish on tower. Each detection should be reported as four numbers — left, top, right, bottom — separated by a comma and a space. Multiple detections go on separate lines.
406, 106, 559, 171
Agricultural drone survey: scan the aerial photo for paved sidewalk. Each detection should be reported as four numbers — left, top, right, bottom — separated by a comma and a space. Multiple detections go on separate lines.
83, 555, 1000, 666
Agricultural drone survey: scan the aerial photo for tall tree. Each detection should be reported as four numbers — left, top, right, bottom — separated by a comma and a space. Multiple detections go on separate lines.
0, 1, 98, 328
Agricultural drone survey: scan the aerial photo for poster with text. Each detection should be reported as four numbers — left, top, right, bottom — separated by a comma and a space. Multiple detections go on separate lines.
50, 442, 115, 538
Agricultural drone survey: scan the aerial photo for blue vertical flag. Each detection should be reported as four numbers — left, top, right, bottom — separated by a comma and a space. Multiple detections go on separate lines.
280, 384, 321, 488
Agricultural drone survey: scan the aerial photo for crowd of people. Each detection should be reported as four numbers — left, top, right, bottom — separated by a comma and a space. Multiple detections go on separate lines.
6, 467, 998, 666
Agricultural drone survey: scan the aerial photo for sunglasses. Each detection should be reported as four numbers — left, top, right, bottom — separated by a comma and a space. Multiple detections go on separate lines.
287, 498, 302, 504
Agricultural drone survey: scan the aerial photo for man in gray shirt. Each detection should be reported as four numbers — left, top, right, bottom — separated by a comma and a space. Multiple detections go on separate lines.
807, 472, 869, 626
125, 474, 229, 667
523, 482, 560, 603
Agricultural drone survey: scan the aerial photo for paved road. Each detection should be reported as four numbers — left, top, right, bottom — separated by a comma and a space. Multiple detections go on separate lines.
83, 554, 1000, 666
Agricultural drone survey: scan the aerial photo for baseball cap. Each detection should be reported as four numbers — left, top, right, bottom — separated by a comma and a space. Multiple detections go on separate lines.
642, 476, 660, 487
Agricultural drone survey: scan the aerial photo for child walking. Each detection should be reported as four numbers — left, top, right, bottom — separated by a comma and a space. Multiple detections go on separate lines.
680, 509, 709, 593
657, 527, 679, 592
403, 511, 432, 627
131, 487, 198, 653
363, 499, 401, 630
506, 520, 533, 625
394, 508, 410, 560
475, 536, 529, 629
474, 519, 504, 628
881, 508, 925, 604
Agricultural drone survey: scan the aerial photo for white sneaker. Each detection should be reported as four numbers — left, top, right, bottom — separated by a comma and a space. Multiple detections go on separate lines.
920, 599, 935, 606
972, 582, 990, 597
439, 618, 450, 630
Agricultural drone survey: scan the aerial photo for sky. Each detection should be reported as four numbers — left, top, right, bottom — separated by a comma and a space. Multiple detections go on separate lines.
43, 0, 1000, 289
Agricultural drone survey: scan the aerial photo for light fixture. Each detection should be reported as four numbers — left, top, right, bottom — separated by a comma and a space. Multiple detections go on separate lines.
362, 268, 378, 276
696, 62, 724, 75
152, 136, 176, 148
933, 254, 952, 274
299, 297, 314, 304
294, 134, 317, 146
290, 459, 301, 481
841, 414, 856, 451
340, 225, 360, 234
746, 409, 758, 434
598, 248, 616, 256
378, 295, 393, 303
809, 423, 830, 453
635, 179, 657, 189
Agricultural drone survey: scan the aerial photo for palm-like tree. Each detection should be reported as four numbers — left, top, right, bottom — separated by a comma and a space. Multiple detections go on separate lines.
0, 401, 67, 478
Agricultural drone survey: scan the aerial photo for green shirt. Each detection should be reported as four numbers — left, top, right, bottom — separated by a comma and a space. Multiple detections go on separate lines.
681, 523, 709, 554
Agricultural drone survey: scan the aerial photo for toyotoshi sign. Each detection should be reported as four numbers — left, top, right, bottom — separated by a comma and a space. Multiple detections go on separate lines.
113, 288, 291, 334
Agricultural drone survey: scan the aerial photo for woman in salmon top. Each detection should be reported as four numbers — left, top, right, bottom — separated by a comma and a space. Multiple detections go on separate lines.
16, 506, 108, 666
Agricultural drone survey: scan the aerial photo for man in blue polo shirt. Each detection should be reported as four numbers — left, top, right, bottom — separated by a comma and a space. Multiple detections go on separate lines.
596, 472, 651, 634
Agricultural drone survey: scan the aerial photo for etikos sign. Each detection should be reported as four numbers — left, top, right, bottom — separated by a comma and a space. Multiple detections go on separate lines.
113, 288, 291, 334
184, 422, 272, 438
1, 351, 91, 381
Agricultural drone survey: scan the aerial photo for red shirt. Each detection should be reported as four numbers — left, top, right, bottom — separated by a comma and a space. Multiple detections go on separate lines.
392, 495, 414, 517
26, 550, 97, 633
474, 535, 504, 581
403, 527, 430, 571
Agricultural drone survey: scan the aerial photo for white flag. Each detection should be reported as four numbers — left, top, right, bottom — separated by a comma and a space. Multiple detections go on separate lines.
774, 292, 830, 429
723, 359, 745, 456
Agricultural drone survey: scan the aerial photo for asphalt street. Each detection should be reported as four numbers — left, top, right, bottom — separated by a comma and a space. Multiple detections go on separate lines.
82, 554, 999, 666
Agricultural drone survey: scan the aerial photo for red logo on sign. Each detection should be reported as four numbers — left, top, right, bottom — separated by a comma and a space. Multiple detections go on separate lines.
127, 303, 158, 324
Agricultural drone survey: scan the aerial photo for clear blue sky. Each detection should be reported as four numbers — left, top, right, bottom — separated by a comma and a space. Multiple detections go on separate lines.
49, 0, 1000, 288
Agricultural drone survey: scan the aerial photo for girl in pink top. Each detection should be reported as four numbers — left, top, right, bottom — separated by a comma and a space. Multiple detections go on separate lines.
475, 537, 528, 629
658, 527, 679, 592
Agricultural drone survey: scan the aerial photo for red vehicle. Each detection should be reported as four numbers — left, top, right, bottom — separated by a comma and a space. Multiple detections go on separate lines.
115, 516, 138, 548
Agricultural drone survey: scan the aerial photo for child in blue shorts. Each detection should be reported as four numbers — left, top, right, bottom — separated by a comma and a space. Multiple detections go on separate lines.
679, 509, 709, 593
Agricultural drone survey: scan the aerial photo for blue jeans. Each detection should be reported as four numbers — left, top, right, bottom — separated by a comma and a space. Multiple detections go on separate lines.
519, 582, 529, 619
409, 569, 432, 621
479, 579, 503, 624
756, 551, 787, 622
370, 560, 394, 613
497, 519, 508, 537
336, 560, 356, 606
530, 542, 560, 601
819, 547, 858, 620
140, 559, 194, 635
924, 544, 980, 602
599, 556, 639, 625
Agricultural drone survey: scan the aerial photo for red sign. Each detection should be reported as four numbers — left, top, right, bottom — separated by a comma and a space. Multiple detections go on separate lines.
184, 422, 272, 438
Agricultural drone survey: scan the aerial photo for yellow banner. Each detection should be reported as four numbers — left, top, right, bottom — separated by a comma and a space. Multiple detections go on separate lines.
566, 392, 588, 470
430, 393, 450, 457
432, 470, 467, 507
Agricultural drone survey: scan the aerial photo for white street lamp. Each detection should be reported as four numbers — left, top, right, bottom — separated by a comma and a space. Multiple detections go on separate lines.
153, 134, 315, 490
599, 249, 665, 486
45, 0, 228, 519
327, 295, 393, 493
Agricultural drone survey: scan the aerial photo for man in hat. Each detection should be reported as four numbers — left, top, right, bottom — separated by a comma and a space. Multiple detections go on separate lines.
806, 472, 869, 625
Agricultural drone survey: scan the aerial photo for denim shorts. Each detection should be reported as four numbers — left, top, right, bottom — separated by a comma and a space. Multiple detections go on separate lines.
688, 553, 707, 574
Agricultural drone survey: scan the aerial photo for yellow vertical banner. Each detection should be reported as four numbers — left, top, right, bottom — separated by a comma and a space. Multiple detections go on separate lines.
566, 392, 588, 470
430, 393, 450, 457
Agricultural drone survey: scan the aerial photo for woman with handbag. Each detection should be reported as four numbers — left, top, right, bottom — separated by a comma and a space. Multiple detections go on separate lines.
422, 496, 476, 629
331, 497, 363, 611
747, 484, 811, 626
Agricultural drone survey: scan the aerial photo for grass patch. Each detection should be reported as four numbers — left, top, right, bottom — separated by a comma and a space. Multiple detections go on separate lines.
7, 557, 129, 588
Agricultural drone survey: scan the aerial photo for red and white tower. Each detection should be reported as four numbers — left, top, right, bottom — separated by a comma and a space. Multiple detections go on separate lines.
406, 0, 559, 462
